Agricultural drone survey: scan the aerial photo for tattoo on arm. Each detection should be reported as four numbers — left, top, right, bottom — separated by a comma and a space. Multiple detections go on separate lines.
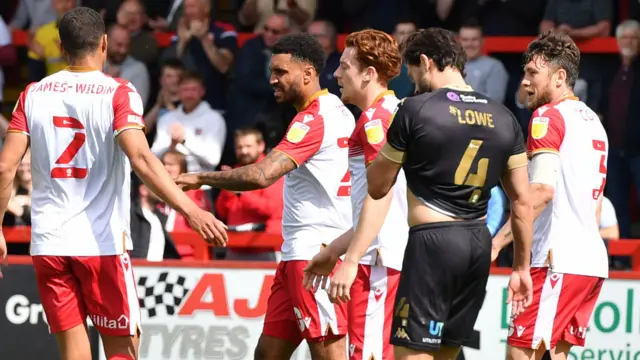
198, 150, 296, 191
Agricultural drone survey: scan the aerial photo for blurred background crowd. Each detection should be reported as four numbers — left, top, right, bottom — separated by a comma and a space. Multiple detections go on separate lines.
0, 0, 638, 268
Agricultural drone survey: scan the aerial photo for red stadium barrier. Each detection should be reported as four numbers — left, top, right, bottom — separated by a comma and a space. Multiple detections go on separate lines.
6, 226, 640, 269
11, 30, 620, 54
4, 226, 283, 261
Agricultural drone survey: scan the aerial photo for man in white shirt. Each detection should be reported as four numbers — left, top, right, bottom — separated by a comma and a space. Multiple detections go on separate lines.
492, 32, 609, 360
151, 71, 226, 172
0, 7, 226, 360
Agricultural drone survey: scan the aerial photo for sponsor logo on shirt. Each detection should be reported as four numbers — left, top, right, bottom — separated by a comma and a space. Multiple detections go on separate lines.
459, 94, 488, 104
364, 119, 384, 145
286, 122, 310, 144
531, 116, 550, 139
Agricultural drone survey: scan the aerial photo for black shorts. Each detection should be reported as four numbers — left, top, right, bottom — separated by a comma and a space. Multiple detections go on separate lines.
390, 220, 491, 352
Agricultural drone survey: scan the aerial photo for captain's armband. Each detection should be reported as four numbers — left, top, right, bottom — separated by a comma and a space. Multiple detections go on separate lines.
507, 152, 528, 169
379, 142, 406, 164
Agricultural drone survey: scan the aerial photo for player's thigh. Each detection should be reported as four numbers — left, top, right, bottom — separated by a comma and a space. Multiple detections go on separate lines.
390, 223, 475, 353
443, 223, 492, 348
349, 264, 399, 360
32, 256, 88, 333
558, 275, 604, 347
69, 253, 141, 356
258, 261, 302, 359
285, 260, 347, 359
32, 256, 91, 360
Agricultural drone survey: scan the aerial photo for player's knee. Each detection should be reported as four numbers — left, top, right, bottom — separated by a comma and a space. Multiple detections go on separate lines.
308, 335, 346, 360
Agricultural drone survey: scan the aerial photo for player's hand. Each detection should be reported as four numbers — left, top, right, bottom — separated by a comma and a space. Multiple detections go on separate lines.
328, 260, 358, 304
507, 269, 533, 318
302, 248, 339, 292
0, 232, 7, 279
175, 173, 201, 191
186, 209, 228, 246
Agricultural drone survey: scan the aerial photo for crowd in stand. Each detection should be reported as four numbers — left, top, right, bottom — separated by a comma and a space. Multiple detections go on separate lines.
0, 0, 638, 268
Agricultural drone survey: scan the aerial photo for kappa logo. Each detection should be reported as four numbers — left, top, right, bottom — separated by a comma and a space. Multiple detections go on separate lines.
373, 288, 384, 302
549, 273, 562, 289
394, 327, 410, 340
302, 114, 314, 123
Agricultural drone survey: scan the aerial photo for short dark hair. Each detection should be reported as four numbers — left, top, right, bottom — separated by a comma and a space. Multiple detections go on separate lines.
522, 31, 580, 88
178, 71, 204, 86
58, 7, 105, 59
235, 127, 264, 142
272, 33, 325, 75
459, 18, 483, 33
162, 58, 185, 71
400, 27, 466, 73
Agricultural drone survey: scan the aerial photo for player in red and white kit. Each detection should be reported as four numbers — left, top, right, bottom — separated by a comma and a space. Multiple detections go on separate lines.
0, 7, 226, 360
302, 30, 407, 360
491, 32, 609, 360
175, 33, 354, 360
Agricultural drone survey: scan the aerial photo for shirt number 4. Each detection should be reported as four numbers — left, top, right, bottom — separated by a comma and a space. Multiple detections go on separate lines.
51, 116, 88, 179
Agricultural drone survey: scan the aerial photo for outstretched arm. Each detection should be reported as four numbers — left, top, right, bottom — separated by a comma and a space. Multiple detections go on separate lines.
193, 150, 297, 191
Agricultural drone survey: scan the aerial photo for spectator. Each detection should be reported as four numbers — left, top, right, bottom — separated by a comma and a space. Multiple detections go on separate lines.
216, 128, 284, 261
129, 177, 181, 261
104, 24, 151, 107
4, 150, 32, 227
539, 0, 613, 112
151, 72, 227, 172
159, 149, 212, 259
600, 196, 619, 240
600, 19, 640, 239
307, 20, 341, 97
83, 0, 123, 25
239, 0, 316, 33
459, 20, 509, 103
9, 0, 56, 32
0, 17, 17, 111
388, 20, 416, 99
116, 0, 159, 68
147, 0, 215, 32
144, 59, 184, 136
162, 0, 237, 112
227, 12, 290, 153
26, 0, 76, 82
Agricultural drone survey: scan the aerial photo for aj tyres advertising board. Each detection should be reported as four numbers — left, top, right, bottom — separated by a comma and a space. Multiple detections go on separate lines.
86, 266, 640, 360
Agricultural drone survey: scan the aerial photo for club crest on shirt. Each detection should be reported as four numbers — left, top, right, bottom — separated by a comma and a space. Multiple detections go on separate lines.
531, 117, 550, 140
286, 122, 310, 143
364, 119, 384, 145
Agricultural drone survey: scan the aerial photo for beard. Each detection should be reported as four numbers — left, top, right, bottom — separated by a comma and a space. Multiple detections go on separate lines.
526, 86, 553, 112
414, 77, 432, 95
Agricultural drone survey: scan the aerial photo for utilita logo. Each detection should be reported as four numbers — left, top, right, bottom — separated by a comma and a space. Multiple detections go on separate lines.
90, 314, 129, 329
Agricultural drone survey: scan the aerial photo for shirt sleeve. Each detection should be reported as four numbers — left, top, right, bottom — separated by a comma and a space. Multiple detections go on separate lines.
273, 111, 324, 166
526, 106, 565, 156
385, 99, 411, 152
600, 196, 618, 229
112, 81, 146, 137
359, 111, 392, 165
593, 0, 613, 22
507, 115, 527, 169
542, 0, 557, 21
7, 83, 34, 135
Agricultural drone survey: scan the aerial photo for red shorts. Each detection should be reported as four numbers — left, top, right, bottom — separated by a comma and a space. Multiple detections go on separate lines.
262, 260, 348, 344
348, 264, 400, 360
32, 253, 141, 336
507, 267, 604, 349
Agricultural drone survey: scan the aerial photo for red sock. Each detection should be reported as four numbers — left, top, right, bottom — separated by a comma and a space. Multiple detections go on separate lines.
108, 355, 134, 360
